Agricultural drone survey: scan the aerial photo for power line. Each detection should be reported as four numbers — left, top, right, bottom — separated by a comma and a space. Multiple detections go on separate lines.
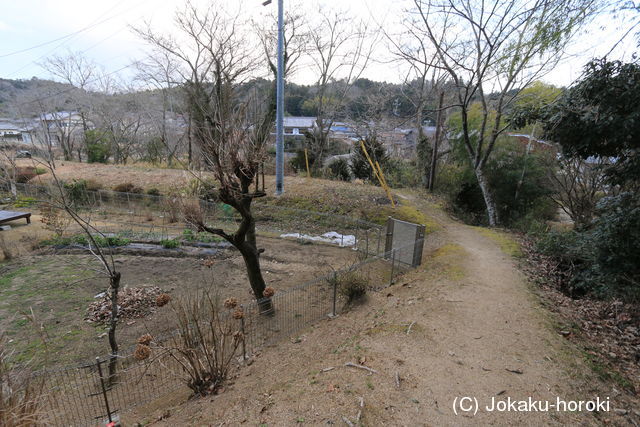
0, 0, 129, 59
0, 0, 149, 77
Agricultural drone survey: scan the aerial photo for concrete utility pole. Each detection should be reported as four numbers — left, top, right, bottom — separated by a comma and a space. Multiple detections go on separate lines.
263, 0, 285, 195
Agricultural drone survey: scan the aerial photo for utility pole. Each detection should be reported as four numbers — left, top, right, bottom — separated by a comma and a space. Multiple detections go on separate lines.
264, 0, 285, 195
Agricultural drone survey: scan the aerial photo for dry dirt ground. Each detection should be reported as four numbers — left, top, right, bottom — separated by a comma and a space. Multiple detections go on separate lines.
132, 192, 639, 426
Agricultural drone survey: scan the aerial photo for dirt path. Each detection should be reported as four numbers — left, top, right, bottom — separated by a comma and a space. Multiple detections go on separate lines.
136, 193, 624, 426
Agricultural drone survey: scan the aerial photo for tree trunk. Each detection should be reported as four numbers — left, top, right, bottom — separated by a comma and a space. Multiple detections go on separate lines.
108, 271, 121, 382
428, 91, 444, 191
475, 166, 499, 226
239, 244, 272, 314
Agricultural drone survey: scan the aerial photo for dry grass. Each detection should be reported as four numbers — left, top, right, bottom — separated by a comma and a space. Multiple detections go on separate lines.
0, 332, 46, 426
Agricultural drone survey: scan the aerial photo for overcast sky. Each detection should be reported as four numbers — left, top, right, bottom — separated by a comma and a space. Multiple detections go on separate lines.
0, 0, 636, 88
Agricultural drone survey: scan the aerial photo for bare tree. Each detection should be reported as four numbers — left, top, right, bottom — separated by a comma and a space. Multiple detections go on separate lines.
412, 0, 600, 225
546, 155, 609, 229
305, 8, 379, 165
40, 51, 97, 161
0, 149, 18, 199
135, 1, 298, 311
385, 10, 448, 188
134, 51, 184, 166
30, 156, 124, 381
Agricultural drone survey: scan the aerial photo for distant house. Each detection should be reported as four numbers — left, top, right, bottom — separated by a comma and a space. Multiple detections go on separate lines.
382, 125, 444, 158
40, 111, 84, 130
0, 120, 32, 144
278, 117, 357, 138
39, 111, 86, 146
283, 116, 316, 136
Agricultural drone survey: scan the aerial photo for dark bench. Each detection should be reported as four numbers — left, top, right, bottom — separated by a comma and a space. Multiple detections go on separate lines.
0, 211, 31, 225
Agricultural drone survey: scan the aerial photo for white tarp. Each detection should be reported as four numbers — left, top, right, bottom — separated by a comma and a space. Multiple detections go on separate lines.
280, 231, 355, 247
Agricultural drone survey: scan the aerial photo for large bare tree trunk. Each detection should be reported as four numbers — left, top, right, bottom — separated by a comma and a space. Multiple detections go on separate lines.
475, 167, 499, 226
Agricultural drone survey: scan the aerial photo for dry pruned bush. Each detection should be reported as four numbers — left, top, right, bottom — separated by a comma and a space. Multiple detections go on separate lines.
40, 203, 71, 237
133, 344, 151, 361
137, 334, 153, 346
328, 271, 368, 304
156, 293, 171, 307
0, 235, 13, 261
181, 200, 205, 230
162, 291, 243, 396
0, 334, 46, 426
163, 194, 182, 223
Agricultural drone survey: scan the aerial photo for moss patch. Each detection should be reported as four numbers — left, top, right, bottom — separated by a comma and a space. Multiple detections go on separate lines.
424, 243, 467, 281
364, 200, 440, 233
473, 227, 523, 258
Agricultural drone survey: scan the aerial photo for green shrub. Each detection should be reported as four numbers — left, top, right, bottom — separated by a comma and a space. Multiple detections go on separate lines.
384, 158, 420, 188
351, 135, 388, 183
290, 149, 316, 174
327, 158, 351, 181
535, 192, 640, 300
34, 167, 47, 175
85, 130, 110, 163
63, 179, 90, 205
12, 196, 37, 208
146, 188, 161, 196
435, 140, 556, 228
160, 239, 181, 249
186, 178, 217, 200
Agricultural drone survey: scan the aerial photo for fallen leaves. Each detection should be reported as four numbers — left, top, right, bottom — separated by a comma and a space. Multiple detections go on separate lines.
85, 286, 165, 323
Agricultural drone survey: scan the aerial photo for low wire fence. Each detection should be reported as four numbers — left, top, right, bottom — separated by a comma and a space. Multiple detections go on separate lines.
6, 181, 385, 254
2, 181, 425, 426
37, 237, 420, 426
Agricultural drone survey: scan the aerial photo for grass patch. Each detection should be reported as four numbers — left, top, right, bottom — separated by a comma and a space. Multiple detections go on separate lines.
0, 259, 95, 366
11, 196, 37, 208
181, 229, 224, 243
473, 227, 523, 257
363, 200, 439, 232
582, 350, 635, 392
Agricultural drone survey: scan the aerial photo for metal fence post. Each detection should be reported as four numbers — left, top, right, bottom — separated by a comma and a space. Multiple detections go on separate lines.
365, 230, 369, 256
95, 357, 113, 424
240, 305, 247, 360
354, 222, 359, 251
331, 272, 338, 317
389, 249, 396, 286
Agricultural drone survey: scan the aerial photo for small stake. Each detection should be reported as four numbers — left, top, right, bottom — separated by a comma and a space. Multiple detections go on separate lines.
95, 357, 113, 423
331, 273, 338, 317
240, 305, 247, 360
365, 230, 369, 255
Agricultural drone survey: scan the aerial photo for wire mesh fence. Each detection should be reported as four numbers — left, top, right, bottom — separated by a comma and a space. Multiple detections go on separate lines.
6, 182, 384, 254
3, 182, 425, 426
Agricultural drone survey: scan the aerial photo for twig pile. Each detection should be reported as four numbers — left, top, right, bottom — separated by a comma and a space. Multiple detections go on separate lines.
85, 286, 165, 323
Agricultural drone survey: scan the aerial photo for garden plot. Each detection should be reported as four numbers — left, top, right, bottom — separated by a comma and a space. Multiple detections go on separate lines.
0, 236, 355, 367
